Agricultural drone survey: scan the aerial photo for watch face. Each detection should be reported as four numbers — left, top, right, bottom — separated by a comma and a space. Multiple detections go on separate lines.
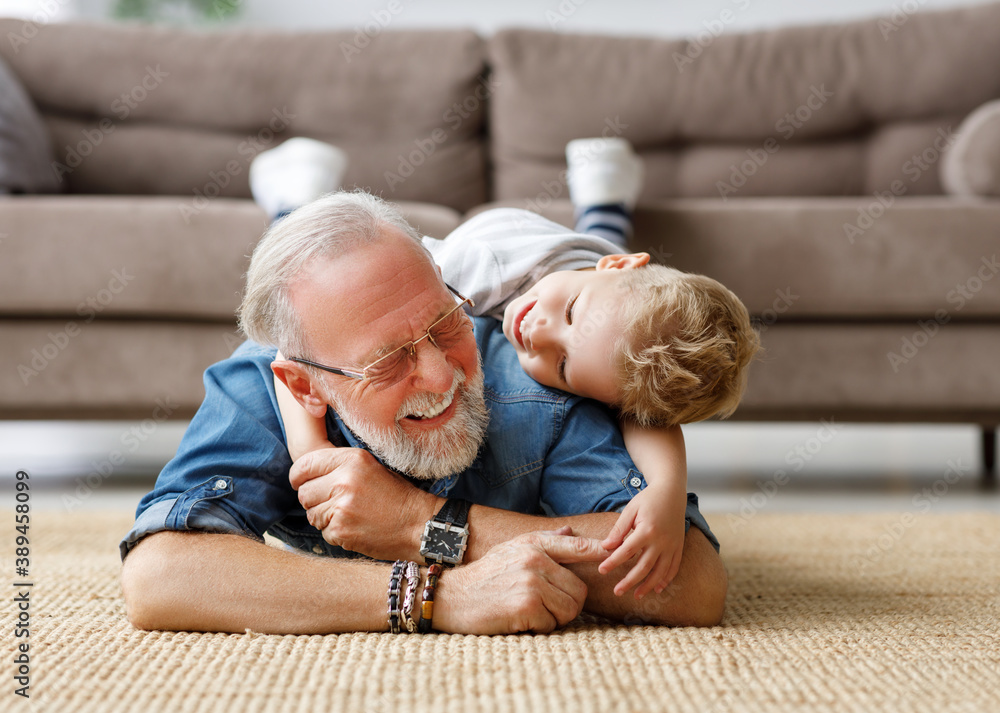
421, 521, 468, 564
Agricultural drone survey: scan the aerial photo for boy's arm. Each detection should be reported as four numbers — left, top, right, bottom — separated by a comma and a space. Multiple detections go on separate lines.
274, 350, 335, 462
620, 421, 688, 492
599, 421, 690, 597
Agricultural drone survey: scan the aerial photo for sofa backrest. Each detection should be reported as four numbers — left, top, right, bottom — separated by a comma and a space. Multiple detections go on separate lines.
5, 5, 1000, 210
0, 21, 488, 212
487, 3, 1000, 204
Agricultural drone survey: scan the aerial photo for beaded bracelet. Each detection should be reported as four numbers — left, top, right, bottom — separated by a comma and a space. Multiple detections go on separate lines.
417, 563, 444, 633
400, 561, 421, 633
387, 560, 406, 634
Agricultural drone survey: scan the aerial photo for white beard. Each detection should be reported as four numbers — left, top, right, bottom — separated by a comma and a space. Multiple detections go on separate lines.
332, 365, 489, 481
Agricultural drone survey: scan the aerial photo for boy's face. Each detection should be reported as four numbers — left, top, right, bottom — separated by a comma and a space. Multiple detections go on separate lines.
501, 253, 650, 405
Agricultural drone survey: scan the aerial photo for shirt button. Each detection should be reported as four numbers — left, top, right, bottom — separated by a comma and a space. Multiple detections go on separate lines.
629, 477, 642, 488
312, 544, 324, 554
213, 479, 227, 490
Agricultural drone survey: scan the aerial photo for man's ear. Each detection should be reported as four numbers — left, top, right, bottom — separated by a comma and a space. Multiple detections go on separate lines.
596, 252, 651, 271
271, 360, 330, 419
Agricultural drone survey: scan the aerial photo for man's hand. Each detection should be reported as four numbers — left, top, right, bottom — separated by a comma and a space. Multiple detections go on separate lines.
289, 447, 439, 561
433, 526, 609, 635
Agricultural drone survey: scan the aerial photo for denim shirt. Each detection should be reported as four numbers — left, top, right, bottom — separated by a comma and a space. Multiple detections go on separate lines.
120, 318, 655, 561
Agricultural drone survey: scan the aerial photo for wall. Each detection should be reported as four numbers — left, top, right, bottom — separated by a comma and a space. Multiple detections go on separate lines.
228, 0, 995, 37
12, 0, 999, 37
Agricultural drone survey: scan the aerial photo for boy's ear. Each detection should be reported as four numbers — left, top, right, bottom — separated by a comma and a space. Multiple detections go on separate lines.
596, 252, 651, 271
272, 360, 330, 419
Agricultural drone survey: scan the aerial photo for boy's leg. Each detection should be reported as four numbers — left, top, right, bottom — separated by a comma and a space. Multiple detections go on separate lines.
574, 202, 634, 247
566, 137, 644, 249
249, 138, 349, 223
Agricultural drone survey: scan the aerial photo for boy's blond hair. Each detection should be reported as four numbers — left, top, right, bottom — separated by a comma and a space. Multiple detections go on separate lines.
614, 264, 761, 427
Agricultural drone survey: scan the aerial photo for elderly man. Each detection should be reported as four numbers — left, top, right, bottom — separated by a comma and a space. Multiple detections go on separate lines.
119, 192, 727, 635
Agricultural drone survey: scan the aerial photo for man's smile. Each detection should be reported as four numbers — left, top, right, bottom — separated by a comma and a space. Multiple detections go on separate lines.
397, 371, 464, 429
401, 389, 457, 425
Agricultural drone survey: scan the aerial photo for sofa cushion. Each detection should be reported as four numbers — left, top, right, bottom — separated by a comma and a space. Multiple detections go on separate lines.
0, 320, 242, 420
487, 4, 1000, 202
0, 56, 59, 194
467, 198, 1000, 319
737, 323, 1000, 421
0, 196, 462, 320
941, 100, 1000, 197
5, 320, 997, 422
0, 22, 488, 212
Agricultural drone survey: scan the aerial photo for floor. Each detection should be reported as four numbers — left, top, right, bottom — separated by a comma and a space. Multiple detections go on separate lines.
10, 421, 994, 713
30, 508, 1000, 713
2, 420, 997, 515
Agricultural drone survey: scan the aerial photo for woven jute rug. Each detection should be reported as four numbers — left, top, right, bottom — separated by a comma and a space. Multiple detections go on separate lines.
1, 507, 997, 713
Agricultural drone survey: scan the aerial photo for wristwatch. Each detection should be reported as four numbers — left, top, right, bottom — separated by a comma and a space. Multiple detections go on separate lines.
419, 498, 471, 567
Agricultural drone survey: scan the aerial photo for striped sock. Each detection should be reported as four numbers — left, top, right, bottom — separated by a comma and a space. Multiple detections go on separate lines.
574, 203, 633, 249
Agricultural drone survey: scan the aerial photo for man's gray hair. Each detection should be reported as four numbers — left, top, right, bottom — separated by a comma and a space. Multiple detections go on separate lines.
238, 191, 425, 357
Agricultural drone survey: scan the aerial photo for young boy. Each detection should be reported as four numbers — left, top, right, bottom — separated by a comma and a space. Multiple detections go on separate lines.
250, 137, 760, 599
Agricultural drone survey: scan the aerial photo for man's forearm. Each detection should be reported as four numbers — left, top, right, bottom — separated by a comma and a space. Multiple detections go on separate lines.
462, 505, 659, 620
409, 493, 619, 564
463, 505, 615, 561
121, 530, 394, 634
463, 505, 725, 625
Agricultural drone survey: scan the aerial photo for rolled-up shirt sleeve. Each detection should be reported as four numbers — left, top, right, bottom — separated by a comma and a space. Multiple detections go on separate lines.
120, 341, 302, 560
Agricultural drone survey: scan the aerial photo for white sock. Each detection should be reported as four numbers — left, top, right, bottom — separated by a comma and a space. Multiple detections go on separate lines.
249, 138, 349, 221
566, 137, 644, 210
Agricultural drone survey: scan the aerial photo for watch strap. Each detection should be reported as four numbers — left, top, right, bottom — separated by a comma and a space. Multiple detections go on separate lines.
433, 497, 471, 529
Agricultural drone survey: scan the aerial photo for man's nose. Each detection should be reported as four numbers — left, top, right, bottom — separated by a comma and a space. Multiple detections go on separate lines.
410, 339, 454, 393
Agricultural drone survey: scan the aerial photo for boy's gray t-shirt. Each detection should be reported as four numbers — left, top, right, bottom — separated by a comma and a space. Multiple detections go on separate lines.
422, 208, 621, 321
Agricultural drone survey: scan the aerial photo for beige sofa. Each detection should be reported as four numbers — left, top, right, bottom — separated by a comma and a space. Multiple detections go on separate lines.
1, 5, 998, 480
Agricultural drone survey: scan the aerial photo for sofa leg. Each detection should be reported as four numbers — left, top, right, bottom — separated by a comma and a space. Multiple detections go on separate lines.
982, 426, 997, 489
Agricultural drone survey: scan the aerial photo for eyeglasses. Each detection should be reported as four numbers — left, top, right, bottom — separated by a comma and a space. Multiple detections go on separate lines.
289, 283, 475, 391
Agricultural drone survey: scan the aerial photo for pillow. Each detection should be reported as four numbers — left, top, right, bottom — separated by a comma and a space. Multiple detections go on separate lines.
941, 99, 1000, 198
0, 56, 60, 194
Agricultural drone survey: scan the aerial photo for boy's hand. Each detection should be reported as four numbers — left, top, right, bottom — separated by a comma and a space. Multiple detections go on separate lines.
598, 485, 687, 599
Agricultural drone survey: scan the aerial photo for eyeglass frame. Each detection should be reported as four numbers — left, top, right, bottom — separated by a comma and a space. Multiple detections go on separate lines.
288, 283, 475, 385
